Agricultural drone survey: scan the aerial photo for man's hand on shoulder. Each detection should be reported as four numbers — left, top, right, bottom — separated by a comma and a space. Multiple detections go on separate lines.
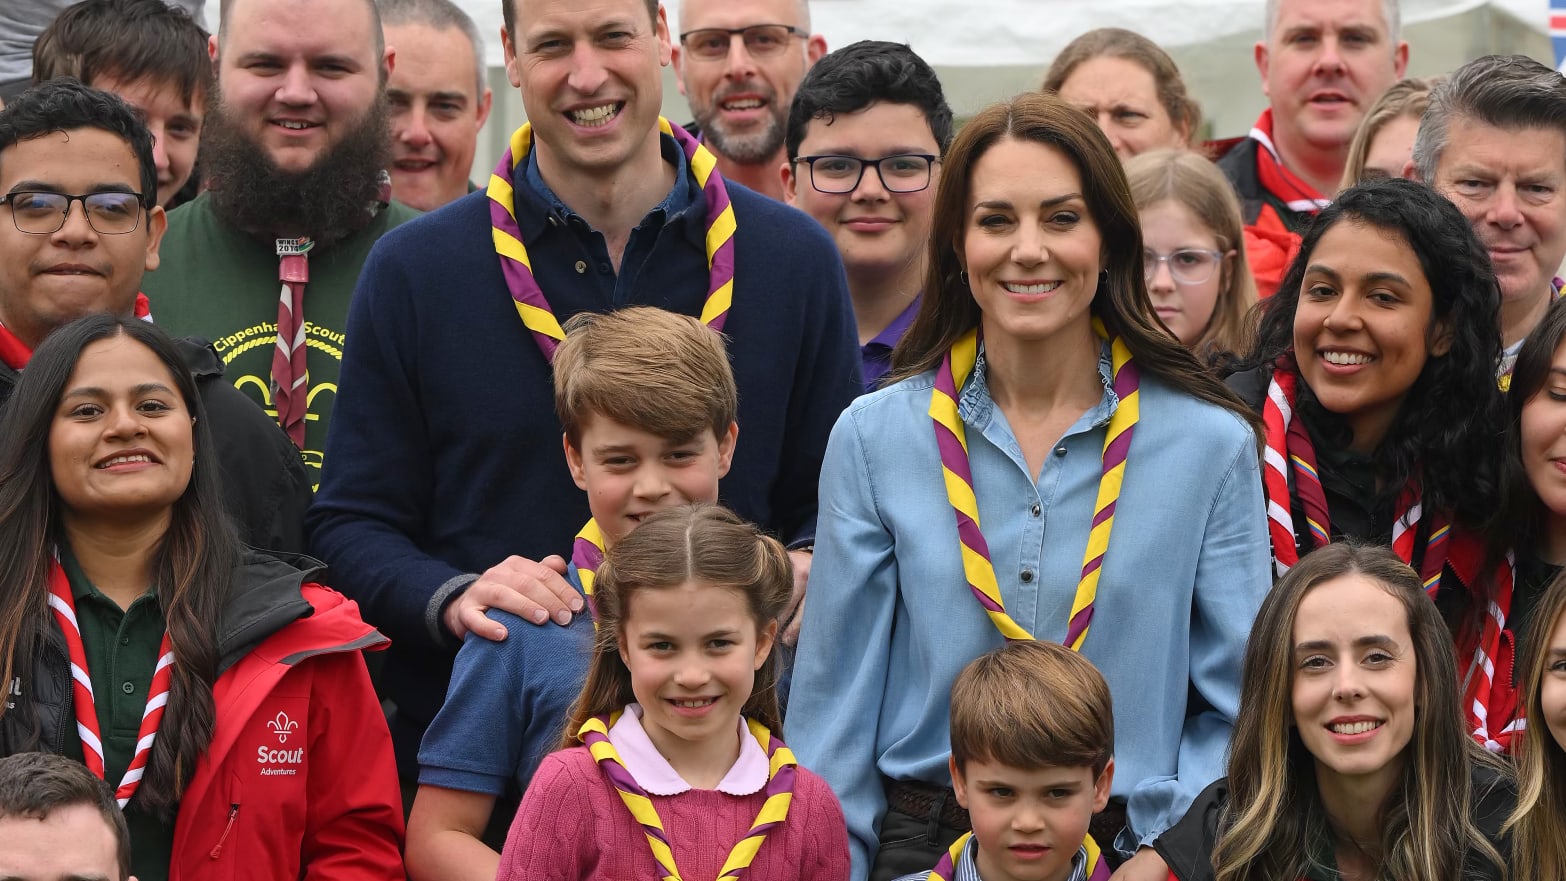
442, 555, 582, 641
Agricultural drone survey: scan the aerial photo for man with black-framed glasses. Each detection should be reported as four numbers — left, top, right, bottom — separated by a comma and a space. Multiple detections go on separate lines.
784, 40, 952, 392
0, 79, 310, 555
673, 0, 825, 200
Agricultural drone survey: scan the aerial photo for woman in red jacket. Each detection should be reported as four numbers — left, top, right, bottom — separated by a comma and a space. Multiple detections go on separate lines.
0, 314, 403, 879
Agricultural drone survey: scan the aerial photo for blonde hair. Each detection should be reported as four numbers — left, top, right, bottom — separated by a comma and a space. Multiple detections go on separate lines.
560, 504, 793, 747
1214, 543, 1506, 881
949, 641, 1113, 776
553, 307, 737, 447
1504, 568, 1566, 881
1340, 77, 1437, 192
1124, 148, 1258, 359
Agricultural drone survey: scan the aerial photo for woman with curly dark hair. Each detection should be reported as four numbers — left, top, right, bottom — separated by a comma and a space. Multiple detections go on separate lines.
1224, 176, 1508, 745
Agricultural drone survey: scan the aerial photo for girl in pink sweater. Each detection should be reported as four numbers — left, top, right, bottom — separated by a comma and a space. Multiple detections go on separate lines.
497, 504, 851, 880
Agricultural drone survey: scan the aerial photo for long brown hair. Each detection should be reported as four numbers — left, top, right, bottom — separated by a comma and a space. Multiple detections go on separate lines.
560, 504, 793, 748
0, 315, 234, 814
1124, 148, 1258, 360
1214, 542, 1506, 881
890, 91, 1259, 441
1504, 567, 1566, 881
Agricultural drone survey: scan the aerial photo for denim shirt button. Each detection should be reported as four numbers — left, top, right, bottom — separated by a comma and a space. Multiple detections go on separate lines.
1020, 569, 1035, 583
1054, 446, 1067, 457
1030, 503, 1041, 518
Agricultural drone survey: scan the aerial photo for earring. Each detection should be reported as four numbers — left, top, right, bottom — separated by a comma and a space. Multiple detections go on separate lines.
959, 270, 970, 288
1098, 269, 1109, 289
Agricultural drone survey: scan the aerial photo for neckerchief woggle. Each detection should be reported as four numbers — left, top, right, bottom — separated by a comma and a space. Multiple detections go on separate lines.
572, 518, 605, 626
926, 831, 1110, 881
578, 712, 796, 880
931, 319, 1140, 649
1262, 363, 1515, 750
487, 118, 735, 364
45, 551, 173, 808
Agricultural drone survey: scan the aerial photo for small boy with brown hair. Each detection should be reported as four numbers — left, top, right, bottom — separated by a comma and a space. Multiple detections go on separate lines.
407, 306, 739, 881
898, 641, 1116, 881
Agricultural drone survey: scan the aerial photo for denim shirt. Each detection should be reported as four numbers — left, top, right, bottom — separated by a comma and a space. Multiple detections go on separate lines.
788, 346, 1271, 880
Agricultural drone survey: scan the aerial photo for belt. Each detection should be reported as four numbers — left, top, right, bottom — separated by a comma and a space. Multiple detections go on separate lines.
884, 778, 971, 832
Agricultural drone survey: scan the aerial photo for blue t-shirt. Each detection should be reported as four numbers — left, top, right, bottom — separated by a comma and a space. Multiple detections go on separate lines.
417, 568, 595, 795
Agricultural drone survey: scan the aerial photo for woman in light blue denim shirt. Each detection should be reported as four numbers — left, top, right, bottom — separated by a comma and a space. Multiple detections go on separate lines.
786, 93, 1273, 881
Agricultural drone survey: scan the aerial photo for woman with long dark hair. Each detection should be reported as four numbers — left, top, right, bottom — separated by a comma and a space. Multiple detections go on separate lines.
787, 91, 1272, 881
0, 314, 402, 879
1156, 543, 1511, 881
1224, 177, 1510, 747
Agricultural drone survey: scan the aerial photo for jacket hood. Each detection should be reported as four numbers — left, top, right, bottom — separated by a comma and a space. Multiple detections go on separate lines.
216, 549, 322, 674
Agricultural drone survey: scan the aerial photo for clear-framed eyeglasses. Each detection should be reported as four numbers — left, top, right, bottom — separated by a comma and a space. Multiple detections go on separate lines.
0, 190, 146, 235
678, 24, 807, 60
792, 154, 940, 195
1143, 248, 1224, 285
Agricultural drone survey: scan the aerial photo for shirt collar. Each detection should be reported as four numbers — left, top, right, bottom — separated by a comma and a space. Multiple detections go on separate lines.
957, 339, 1118, 430
953, 834, 1092, 881
607, 703, 769, 796
521, 132, 697, 240
865, 296, 922, 352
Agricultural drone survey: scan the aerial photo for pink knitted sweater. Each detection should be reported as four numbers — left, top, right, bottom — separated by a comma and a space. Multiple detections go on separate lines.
496, 745, 852, 880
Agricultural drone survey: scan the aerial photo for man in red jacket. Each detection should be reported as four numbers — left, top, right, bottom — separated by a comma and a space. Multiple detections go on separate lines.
1218, 0, 1407, 296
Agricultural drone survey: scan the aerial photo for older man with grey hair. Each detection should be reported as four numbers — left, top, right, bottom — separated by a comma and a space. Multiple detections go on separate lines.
1411, 54, 1566, 378
381, 0, 492, 211
1218, 0, 1407, 296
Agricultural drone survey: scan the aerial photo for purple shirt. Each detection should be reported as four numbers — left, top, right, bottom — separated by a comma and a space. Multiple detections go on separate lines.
860, 296, 921, 392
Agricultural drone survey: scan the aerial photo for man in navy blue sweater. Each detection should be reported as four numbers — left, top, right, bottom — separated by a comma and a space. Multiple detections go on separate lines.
306, 0, 861, 787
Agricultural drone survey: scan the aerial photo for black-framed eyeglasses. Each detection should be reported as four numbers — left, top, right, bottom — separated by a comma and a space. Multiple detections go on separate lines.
1143, 248, 1224, 285
793, 154, 940, 195
679, 24, 807, 60
0, 190, 146, 235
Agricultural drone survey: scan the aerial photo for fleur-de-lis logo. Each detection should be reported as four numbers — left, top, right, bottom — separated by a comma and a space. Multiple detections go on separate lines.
267, 712, 298, 744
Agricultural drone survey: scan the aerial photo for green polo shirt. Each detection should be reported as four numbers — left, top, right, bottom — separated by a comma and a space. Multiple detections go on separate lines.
59, 546, 175, 881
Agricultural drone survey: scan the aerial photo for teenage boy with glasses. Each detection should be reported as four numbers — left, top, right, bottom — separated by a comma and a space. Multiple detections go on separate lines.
784, 40, 953, 391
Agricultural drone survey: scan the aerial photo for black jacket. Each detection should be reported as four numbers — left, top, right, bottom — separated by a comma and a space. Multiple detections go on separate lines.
0, 336, 311, 553
1155, 765, 1514, 881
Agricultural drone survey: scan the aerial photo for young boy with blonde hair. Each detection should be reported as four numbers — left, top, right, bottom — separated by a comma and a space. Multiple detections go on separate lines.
898, 641, 1116, 881
405, 306, 739, 881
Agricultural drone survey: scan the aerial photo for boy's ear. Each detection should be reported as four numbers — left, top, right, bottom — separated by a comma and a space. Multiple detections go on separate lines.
562, 432, 589, 491
1092, 757, 1114, 813
716, 421, 739, 477
949, 755, 970, 809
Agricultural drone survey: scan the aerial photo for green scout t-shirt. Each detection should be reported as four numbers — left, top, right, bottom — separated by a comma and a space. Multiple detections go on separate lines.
57, 545, 174, 881
143, 192, 420, 488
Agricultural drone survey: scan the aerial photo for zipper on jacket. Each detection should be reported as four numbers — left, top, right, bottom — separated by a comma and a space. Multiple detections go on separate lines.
209, 804, 239, 859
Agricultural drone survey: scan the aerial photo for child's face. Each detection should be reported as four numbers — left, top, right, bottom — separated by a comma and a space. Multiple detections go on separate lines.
564, 415, 737, 545
617, 580, 777, 773
950, 755, 1112, 881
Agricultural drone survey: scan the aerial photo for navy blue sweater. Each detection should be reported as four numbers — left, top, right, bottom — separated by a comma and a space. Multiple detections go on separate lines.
306, 175, 861, 732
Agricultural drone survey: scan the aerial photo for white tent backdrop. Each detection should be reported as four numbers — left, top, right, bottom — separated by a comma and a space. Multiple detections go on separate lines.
218, 0, 1539, 185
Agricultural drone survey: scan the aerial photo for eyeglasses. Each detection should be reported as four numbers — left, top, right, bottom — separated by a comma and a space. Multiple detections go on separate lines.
0, 190, 146, 235
679, 24, 807, 60
793, 154, 940, 195
1143, 248, 1224, 285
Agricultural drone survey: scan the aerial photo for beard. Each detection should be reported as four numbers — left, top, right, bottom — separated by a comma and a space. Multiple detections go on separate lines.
694, 82, 788, 165
200, 94, 392, 245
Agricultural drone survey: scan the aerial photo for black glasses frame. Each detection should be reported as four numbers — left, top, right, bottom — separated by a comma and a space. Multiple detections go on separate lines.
792, 154, 941, 195
0, 190, 147, 235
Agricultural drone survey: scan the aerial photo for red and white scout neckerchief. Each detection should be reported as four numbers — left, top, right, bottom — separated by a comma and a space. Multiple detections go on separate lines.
931, 321, 1140, 649
272, 236, 314, 448
578, 712, 796, 880
45, 553, 172, 808
0, 294, 154, 371
572, 518, 605, 624
1262, 364, 1517, 749
927, 831, 1110, 881
486, 118, 735, 364
269, 173, 393, 449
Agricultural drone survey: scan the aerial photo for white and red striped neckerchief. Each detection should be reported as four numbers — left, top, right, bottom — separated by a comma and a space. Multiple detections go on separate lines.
1249, 109, 1332, 217
45, 552, 173, 808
